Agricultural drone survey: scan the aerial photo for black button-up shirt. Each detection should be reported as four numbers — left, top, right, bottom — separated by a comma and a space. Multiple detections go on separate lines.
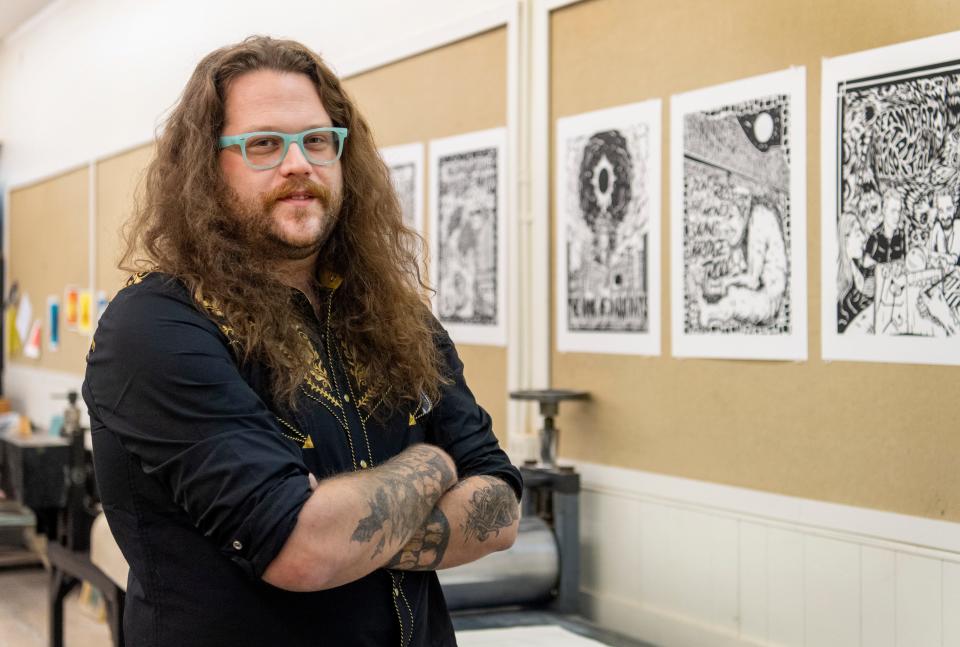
83, 272, 521, 647
865, 227, 906, 264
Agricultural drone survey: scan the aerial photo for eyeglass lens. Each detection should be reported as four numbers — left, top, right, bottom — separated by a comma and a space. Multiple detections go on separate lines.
245, 131, 343, 167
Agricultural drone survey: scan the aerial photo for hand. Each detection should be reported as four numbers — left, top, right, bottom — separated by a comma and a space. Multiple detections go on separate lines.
920, 289, 959, 335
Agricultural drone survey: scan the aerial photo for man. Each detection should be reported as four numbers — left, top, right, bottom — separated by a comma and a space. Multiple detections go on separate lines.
698, 188, 788, 328
864, 187, 906, 265
83, 36, 521, 647
929, 188, 960, 264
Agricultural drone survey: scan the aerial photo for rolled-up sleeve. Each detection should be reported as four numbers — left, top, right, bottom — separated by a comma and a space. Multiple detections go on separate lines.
83, 282, 311, 579
425, 325, 522, 501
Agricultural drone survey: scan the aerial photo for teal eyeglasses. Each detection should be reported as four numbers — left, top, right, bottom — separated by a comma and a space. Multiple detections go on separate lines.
218, 127, 349, 170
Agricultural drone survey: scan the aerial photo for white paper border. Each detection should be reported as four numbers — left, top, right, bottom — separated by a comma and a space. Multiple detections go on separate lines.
380, 142, 425, 239
428, 127, 508, 347
670, 66, 808, 361
555, 99, 662, 356
821, 30, 960, 365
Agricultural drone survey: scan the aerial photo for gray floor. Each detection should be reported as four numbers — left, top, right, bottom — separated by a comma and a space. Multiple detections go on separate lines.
0, 565, 112, 647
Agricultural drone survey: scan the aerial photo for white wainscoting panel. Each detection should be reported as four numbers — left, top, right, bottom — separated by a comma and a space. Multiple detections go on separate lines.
572, 461, 960, 647
895, 553, 941, 647
943, 561, 960, 646
766, 527, 804, 646
861, 546, 896, 647
803, 535, 860, 647
580, 489, 643, 603
739, 522, 767, 641
691, 510, 739, 634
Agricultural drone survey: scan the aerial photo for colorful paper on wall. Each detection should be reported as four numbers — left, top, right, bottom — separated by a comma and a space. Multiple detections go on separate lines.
95, 291, 109, 323
6, 308, 21, 356
23, 319, 42, 359
64, 286, 79, 330
15, 293, 32, 344
48, 296, 60, 351
78, 290, 93, 335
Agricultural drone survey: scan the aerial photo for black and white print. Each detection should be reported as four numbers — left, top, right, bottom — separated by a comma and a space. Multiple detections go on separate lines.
429, 128, 507, 346
822, 31, 960, 365
380, 142, 424, 238
556, 100, 661, 355
671, 68, 807, 360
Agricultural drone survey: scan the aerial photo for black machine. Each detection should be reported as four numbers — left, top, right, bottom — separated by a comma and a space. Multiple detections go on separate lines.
0, 392, 98, 550
438, 389, 589, 614
0, 391, 123, 647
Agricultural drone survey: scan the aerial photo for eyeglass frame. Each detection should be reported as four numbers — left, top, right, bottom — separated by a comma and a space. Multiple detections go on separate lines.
218, 126, 349, 170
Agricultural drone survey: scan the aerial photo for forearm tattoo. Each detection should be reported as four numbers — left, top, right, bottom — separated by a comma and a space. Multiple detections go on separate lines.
351, 445, 455, 559
385, 507, 451, 570
461, 476, 519, 544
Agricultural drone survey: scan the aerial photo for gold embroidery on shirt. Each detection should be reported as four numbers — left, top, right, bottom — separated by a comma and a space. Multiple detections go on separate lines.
340, 341, 381, 420
300, 387, 348, 432
124, 271, 151, 287
276, 415, 312, 448
200, 297, 225, 318
413, 393, 434, 422
303, 336, 343, 412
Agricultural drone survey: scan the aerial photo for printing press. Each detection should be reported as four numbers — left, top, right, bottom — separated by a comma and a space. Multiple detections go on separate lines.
439, 389, 588, 615
440, 390, 648, 645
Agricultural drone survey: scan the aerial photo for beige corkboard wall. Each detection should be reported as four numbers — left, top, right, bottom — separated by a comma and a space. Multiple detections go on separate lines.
343, 27, 509, 442
8, 167, 90, 375
551, 0, 960, 522
96, 144, 155, 298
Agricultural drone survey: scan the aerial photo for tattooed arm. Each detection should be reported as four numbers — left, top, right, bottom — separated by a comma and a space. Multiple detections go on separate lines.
262, 443, 457, 591
385, 475, 519, 571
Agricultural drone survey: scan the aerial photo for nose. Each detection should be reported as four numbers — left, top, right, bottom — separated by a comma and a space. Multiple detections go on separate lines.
279, 141, 313, 177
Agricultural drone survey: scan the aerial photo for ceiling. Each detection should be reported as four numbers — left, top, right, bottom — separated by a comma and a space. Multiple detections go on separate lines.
0, 0, 58, 43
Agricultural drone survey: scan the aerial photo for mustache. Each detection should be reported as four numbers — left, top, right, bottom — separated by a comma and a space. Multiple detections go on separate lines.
261, 179, 334, 209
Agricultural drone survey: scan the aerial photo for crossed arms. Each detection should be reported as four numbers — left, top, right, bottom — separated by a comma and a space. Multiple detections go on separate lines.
262, 443, 520, 591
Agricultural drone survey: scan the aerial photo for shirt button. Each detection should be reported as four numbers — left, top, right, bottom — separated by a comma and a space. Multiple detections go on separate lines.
344, 394, 351, 402
360, 460, 368, 469
232, 540, 243, 551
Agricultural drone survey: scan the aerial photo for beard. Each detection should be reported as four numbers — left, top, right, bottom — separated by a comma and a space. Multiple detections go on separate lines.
222, 177, 343, 262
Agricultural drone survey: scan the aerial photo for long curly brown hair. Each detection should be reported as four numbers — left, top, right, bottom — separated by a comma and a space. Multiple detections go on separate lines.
121, 36, 445, 412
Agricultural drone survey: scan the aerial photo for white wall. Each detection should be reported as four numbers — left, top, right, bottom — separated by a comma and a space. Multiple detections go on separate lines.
0, 0, 513, 188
